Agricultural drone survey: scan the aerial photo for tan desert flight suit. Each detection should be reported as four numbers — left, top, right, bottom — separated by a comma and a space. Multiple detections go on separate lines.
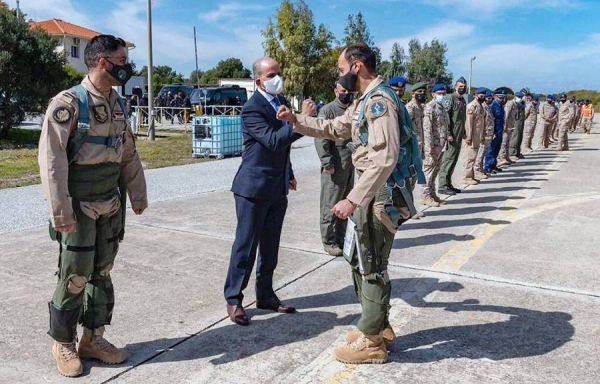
462, 98, 486, 181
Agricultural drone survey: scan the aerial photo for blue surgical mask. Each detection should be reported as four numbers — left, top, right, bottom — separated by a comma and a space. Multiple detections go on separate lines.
435, 95, 447, 104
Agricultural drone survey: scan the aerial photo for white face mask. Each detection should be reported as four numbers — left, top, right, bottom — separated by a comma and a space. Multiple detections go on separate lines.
435, 95, 447, 104
263, 75, 284, 95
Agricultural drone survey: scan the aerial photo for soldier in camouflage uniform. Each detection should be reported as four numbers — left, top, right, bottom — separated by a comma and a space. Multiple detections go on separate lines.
406, 81, 428, 217
421, 84, 449, 206
556, 94, 573, 151
539, 95, 558, 148
38, 35, 147, 377
523, 94, 539, 151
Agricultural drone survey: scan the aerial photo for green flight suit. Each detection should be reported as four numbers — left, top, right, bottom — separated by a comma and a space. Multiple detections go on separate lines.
438, 93, 466, 190
315, 99, 354, 247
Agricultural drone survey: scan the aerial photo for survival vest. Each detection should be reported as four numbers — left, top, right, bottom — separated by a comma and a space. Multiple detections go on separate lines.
354, 83, 425, 224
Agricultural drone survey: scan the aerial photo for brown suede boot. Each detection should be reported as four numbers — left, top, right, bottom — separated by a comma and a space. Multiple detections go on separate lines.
78, 327, 127, 364
52, 340, 83, 377
334, 331, 388, 364
345, 325, 396, 347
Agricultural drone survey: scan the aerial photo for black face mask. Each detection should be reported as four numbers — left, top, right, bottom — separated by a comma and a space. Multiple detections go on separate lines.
477, 96, 485, 103
338, 93, 354, 105
457, 87, 466, 95
338, 65, 358, 93
106, 59, 133, 86
415, 93, 426, 103
485, 98, 493, 105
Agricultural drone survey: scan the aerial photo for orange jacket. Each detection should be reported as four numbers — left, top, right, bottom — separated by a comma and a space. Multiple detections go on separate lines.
582, 104, 594, 117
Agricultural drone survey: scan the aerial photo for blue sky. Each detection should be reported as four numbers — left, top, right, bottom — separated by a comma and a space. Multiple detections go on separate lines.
8, 0, 600, 93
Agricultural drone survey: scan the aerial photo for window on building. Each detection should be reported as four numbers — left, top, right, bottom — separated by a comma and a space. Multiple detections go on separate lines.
71, 45, 80, 58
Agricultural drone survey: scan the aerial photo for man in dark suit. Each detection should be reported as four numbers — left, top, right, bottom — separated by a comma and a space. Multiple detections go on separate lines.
224, 57, 303, 326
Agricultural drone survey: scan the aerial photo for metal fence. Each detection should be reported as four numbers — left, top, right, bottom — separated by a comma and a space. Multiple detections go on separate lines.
130, 106, 243, 133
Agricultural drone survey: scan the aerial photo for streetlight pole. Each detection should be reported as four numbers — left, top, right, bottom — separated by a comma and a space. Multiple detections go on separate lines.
469, 56, 476, 96
147, 0, 155, 141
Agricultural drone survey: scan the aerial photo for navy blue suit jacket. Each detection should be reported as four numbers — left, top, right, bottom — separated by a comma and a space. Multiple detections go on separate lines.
231, 91, 303, 199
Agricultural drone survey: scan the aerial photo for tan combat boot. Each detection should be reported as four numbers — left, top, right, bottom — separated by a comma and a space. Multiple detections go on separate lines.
412, 211, 425, 219
509, 155, 519, 162
345, 325, 396, 347
432, 193, 447, 205
334, 331, 388, 364
463, 178, 478, 186
78, 327, 128, 364
497, 159, 510, 167
420, 196, 440, 207
474, 172, 489, 180
52, 340, 83, 377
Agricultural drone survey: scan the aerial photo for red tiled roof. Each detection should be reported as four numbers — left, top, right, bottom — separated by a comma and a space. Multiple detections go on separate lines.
29, 19, 135, 48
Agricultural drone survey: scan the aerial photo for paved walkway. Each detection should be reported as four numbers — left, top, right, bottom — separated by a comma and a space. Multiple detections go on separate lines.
1, 122, 599, 383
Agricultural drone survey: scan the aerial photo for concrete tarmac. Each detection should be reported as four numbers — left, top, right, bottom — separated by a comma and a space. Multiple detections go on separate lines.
1, 119, 599, 383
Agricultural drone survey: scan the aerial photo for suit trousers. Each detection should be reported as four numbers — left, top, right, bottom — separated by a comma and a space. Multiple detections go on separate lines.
224, 194, 288, 305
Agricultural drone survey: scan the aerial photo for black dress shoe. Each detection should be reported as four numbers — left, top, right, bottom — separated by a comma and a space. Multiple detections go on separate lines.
438, 188, 456, 196
256, 297, 296, 314
449, 186, 462, 193
518, 154, 525, 159
226, 304, 249, 326
493, 167, 503, 172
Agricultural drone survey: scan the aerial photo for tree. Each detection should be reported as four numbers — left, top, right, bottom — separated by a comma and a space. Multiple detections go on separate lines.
0, 2, 68, 137
262, 0, 337, 102
385, 42, 406, 79
199, 57, 250, 85
135, 65, 185, 95
64, 65, 85, 88
342, 12, 382, 67
188, 69, 203, 85
406, 38, 452, 85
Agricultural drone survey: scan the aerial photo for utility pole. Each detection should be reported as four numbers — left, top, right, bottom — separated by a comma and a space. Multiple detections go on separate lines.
469, 56, 476, 96
193, 27, 200, 88
16, 0, 20, 18
147, 0, 155, 141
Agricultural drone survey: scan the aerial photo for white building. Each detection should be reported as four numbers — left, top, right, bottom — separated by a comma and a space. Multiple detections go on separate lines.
29, 19, 135, 75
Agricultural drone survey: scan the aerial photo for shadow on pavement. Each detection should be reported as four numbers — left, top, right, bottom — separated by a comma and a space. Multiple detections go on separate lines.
392, 233, 476, 249
403, 218, 511, 231
420, 205, 498, 217
471, 186, 540, 194
447, 195, 525, 205
480, 178, 549, 184
104, 278, 573, 370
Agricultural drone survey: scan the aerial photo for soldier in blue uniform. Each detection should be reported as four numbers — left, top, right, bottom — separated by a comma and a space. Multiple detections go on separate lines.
483, 89, 508, 174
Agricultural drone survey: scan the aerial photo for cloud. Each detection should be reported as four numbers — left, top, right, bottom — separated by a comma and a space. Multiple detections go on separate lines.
198, 2, 268, 23
6, 0, 93, 28
458, 35, 600, 93
379, 20, 476, 58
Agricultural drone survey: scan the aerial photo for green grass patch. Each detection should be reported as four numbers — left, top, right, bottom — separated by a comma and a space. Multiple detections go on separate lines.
0, 128, 212, 190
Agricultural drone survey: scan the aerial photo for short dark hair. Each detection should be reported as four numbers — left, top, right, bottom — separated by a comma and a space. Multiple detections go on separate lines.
343, 43, 376, 73
84, 35, 126, 69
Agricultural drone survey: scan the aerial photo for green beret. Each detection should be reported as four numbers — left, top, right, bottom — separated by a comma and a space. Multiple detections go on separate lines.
410, 82, 428, 92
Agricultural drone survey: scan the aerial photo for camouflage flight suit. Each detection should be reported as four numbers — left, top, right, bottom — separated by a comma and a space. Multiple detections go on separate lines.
422, 99, 449, 200
557, 101, 573, 151
294, 76, 401, 336
475, 102, 495, 176
462, 99, 486, 181
39, 76, 148, 343
523, 102, 539, 150
539, 101, 557, 148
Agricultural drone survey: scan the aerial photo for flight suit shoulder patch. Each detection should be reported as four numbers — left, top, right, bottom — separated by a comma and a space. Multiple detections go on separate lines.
52, 106, 72, 123
366, 100, 388, 119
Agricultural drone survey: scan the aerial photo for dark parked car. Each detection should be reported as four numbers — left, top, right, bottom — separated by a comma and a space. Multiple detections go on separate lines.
190, 85, 248, 115
158, 84, 194, 98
